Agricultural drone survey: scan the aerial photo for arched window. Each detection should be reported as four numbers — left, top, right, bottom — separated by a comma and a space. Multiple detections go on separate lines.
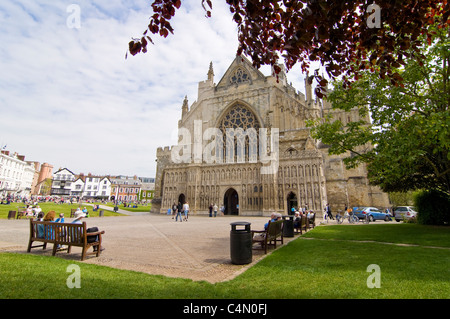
218, 104, 261, 163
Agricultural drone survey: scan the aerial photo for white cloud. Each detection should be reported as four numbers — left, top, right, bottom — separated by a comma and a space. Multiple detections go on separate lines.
0, 0, 308, 178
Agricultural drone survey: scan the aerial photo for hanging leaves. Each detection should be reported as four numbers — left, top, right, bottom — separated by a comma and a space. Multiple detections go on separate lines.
129, 0, 449, 92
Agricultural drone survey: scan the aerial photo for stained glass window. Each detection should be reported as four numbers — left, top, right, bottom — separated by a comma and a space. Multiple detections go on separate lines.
230, 68, 250, 85
218, 104, 260, 163
219, 105, 260, 132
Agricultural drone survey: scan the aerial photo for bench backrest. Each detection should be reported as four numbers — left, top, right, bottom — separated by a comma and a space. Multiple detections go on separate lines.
30, 220, 57, 240
29, 220, 86, 244
301, 216, 307, 227
267, 219, 283, 239
55, 222, 87, 245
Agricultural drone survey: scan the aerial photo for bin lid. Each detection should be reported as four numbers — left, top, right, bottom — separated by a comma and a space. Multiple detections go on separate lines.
230, 221, 251, 226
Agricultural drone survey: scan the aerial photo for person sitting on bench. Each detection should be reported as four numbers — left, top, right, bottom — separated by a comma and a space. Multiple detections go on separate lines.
72, 211, 104, 252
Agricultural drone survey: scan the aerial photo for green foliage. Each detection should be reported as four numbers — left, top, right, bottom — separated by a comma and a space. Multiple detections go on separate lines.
132, 0, 448, 100
388, 191, 415, 206
414, 189, 450, 225
308, 25, 450, 194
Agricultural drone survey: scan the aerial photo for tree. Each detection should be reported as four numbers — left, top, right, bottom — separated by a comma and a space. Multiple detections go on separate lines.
308, 26, 450, 195
128, 0, 449, 96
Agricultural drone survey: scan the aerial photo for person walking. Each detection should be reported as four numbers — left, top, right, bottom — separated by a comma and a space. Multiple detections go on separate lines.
176, 202, 183, 222
209, 203, 213, 217
325, 203, 334, 220
183, 201, 190, 221
213, 203, 218, 217
172, 202, 177, 219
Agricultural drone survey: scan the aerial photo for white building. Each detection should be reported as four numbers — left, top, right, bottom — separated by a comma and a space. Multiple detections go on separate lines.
0, 150, 36, 198
82, 175, 111, 199
51, 168, 76, 197
72, 178, 85, 198
97, 177, 112, 199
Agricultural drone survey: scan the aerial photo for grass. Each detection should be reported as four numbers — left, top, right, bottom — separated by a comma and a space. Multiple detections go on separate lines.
302, 223, 450, 248
0, 223, 449, 299
0, 202, 123, 219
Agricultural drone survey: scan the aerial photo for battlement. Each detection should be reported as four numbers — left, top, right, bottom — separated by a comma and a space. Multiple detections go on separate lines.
156, 146, 173, 157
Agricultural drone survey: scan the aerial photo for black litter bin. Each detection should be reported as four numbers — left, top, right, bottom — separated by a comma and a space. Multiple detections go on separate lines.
99, 210, 104, 217
113, 206, 118, 212
230, 222, 252, 265
282, 215, 294, 237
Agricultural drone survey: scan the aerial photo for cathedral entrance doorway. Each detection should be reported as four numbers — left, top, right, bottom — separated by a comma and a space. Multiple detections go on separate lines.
178, 194, 186, 205
223, 188, 239, 215
287, 192, 298, 215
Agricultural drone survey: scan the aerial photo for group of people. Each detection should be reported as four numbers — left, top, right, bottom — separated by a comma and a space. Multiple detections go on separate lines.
208, 203, 219, 217
261, 209, 315, 230
23, 205, 90, 219
34, 210, 65, 239
170, 202, 190, 222
24, 204, 42, 218
293, 210, 315, 229
34, 207, 103, 251
35, 210, 65, 223
264, 212, 283, 230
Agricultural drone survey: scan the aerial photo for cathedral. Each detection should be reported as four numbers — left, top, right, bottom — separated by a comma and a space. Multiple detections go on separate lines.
152, 56, 390, 216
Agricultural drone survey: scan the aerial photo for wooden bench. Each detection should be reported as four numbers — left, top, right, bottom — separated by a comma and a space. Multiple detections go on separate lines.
251, 219, 284, 254
16, 210, 27, 219
307, 213, 316, 229
294, 216, 307, 234
8, 210, 16, 220
27, 219, 105, 261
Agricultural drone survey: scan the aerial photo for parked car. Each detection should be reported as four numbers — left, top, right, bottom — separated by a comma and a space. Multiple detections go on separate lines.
354, 207, 392, 222
394, 206, 418, 222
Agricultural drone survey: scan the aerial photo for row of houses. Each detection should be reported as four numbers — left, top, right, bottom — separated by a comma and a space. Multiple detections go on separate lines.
51, 168, 155, 202
0, 149, 154, 202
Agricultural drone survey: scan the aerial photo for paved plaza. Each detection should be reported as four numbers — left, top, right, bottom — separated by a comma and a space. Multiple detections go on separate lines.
0, 210, 314, 283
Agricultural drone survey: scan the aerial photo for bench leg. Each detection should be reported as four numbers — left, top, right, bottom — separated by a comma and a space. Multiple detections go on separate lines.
81, 246, 87, 261
27, 240, 33, 253
52, 243, 58, 256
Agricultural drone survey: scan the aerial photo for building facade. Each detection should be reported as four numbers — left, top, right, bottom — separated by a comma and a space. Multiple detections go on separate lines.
0, 150, 42, 198
51, 168, 76, 197
110, 175, 141, 202
152, 56, 390, 216
50, 170, 149, 201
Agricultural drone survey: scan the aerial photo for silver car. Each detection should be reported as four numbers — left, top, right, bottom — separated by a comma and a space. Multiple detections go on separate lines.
394, 206, 418, 222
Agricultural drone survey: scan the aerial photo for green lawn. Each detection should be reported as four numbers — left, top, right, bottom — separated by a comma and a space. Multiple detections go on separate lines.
0, 202, 123, 219
302, 223, 450, 248
0, 224, 448, 299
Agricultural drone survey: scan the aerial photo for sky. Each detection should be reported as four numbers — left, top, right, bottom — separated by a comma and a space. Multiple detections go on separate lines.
0, 0, 307, 178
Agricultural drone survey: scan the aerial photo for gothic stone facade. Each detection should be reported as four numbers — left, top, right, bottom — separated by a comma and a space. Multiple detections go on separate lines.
152, 56, 390, 216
